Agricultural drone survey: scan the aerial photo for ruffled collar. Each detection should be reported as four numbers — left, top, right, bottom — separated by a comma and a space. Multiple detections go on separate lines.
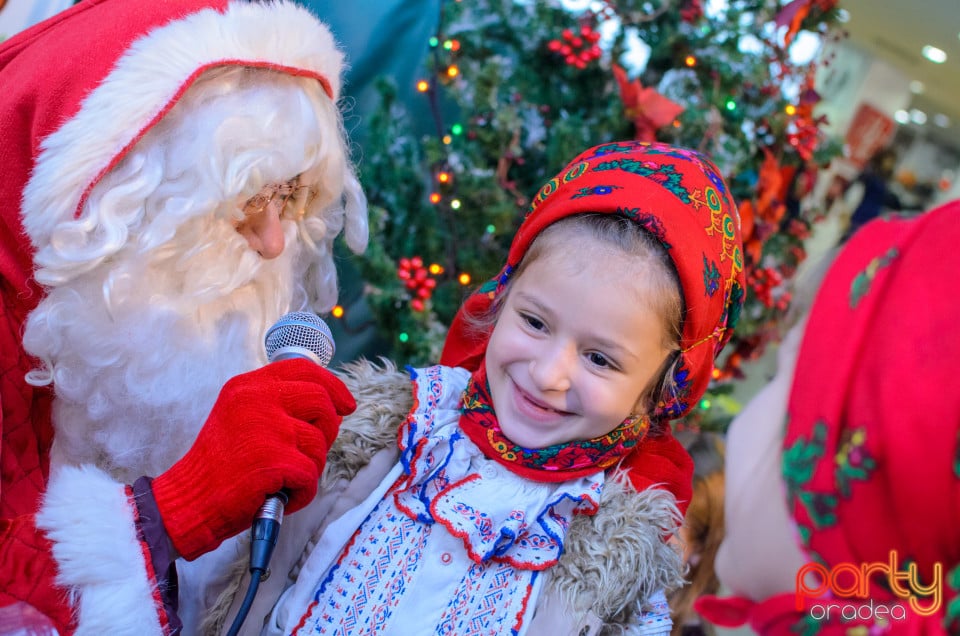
394, 365, 603, 570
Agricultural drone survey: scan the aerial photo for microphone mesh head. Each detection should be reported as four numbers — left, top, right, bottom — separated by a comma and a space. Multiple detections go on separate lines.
264, 311, 335, 366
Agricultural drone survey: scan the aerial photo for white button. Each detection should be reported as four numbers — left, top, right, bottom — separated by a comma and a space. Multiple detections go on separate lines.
440, 552, 453, 565
480, 463, 498, 478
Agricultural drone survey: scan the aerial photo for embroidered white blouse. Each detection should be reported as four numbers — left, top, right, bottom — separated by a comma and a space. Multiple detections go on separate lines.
267, 365, 672, 635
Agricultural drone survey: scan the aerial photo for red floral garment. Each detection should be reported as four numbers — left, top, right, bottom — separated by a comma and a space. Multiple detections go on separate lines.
699, 200, 960, 635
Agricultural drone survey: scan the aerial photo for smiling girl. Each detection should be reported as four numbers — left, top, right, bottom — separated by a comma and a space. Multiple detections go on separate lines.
483, 213, 681, 451
138, 140, 745, 635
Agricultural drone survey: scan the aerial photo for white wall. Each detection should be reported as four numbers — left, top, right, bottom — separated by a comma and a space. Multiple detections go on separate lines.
813, 39, 960, 210
815, 40, 912, 142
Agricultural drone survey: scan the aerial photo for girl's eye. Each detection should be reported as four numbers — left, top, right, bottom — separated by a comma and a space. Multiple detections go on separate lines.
587, 351, 613, 368
521, 313, 545, 331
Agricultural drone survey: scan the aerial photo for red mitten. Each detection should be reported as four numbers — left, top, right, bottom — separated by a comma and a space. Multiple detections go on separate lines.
151, 358, 356, 560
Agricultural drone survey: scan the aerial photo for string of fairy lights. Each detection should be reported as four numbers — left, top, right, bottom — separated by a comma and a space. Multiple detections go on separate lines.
329, 6, 474, 344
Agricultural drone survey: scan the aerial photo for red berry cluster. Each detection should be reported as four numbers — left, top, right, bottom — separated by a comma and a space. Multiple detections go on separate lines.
789, 244, 807, 265
719, 338, 759, 381
680, 0, 704, 23
786, 218, 811, 241
719, 351, 743, 380
547, 26, 602, 69
397, 256, 437, 312
748, 266, 791, 310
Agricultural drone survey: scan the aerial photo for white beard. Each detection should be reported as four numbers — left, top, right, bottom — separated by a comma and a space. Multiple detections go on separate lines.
24, 215, 304, 484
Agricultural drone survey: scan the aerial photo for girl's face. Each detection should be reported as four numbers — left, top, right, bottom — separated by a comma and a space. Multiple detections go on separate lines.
484, 238, 672, 449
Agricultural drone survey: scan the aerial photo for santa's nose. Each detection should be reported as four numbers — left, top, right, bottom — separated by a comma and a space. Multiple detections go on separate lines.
236, 200, 286, 259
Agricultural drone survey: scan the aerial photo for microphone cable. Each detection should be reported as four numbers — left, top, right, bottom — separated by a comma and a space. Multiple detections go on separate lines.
226, 570, 261, 636
225, 491, 287, 636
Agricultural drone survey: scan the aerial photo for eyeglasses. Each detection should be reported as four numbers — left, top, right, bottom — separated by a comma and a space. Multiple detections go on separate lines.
243, 177, 317, 220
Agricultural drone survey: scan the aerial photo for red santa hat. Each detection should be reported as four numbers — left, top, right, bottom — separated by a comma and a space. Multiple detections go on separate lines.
0, 0, 344, 308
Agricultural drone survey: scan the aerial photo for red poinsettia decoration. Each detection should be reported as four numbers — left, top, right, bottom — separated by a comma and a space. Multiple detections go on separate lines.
737, 147, 788, 265
775, 0, 839, 47
612, 64, 685, 142
755, 147, 786, 222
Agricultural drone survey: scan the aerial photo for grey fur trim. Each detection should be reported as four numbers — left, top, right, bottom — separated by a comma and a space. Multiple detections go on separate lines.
323, 358, 412, 485
548, 475, 685, 634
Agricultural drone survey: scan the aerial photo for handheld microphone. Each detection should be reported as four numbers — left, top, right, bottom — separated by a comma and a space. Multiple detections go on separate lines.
228, 312, 335, 636
249, 312, 335, 575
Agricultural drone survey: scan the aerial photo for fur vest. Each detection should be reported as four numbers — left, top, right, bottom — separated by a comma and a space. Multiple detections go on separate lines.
191, 359, 685, 636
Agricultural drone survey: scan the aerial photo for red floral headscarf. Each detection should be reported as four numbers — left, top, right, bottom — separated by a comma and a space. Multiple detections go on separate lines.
698, 200, 960, 634
440, 141, 745, 508
782, 200, 960, 633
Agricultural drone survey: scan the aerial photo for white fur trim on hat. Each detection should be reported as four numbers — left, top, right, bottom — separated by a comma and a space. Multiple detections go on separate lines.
21, 0, 343, 254
36, 465, 165, 635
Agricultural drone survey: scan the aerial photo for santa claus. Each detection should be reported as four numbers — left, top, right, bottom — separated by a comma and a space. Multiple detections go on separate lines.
0, 1, 366, 633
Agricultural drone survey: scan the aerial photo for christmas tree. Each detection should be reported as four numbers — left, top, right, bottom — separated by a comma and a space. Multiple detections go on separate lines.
340, 0, 842, 432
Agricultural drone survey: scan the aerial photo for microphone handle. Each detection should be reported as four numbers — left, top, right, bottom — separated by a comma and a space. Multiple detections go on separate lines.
250, 490, 289, 575
231, 312, 333, 632
251, 313, 332, 574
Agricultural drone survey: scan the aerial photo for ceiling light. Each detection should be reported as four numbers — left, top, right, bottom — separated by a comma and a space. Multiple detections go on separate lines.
909, 80, 924, 94
922, 45, 947, 64
910, 109, 927, 125
934, 113, 951, 128
894, 110, 910, 125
